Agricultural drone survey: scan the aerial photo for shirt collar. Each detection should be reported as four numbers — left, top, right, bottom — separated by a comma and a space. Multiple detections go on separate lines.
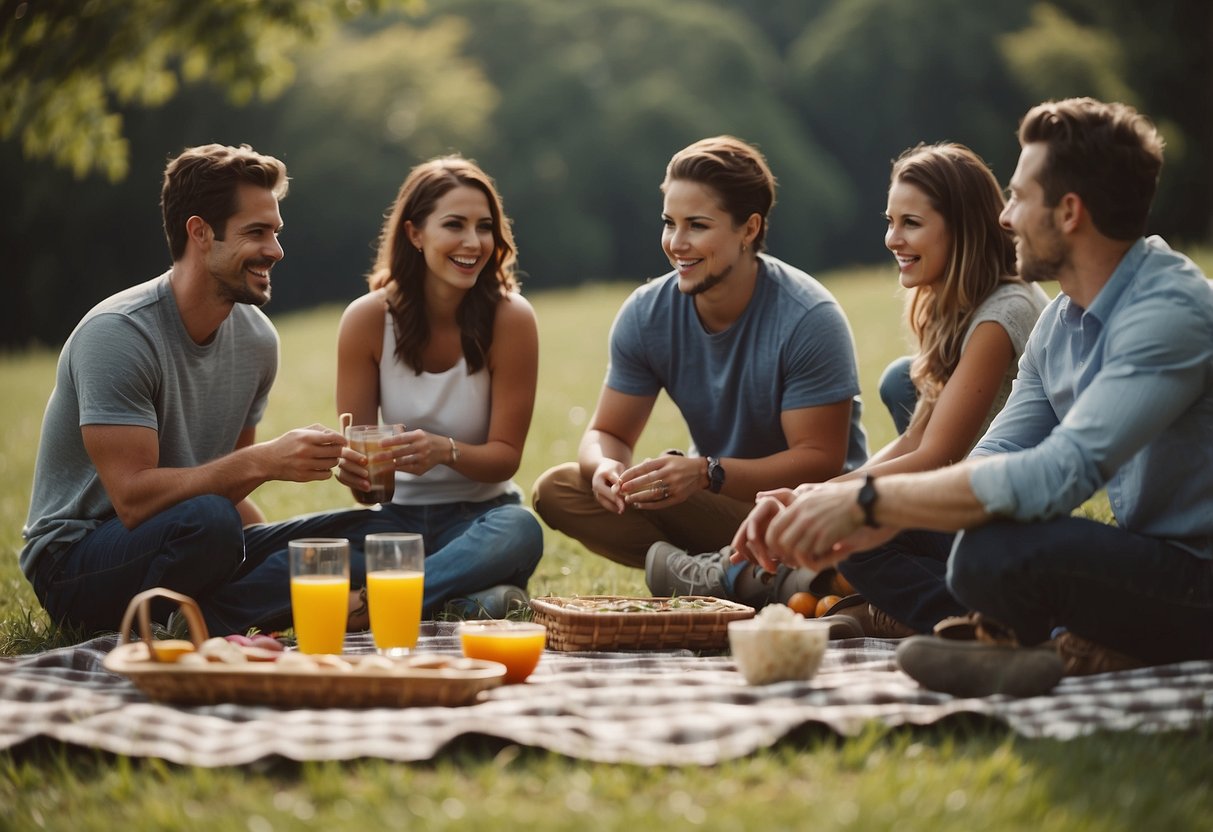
1056, 237, 1149, 327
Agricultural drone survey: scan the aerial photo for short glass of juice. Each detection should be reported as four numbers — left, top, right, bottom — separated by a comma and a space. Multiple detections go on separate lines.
458, 621, 546, 684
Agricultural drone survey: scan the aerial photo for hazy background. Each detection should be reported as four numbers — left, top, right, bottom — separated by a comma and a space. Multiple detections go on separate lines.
4, 0, 1210, 348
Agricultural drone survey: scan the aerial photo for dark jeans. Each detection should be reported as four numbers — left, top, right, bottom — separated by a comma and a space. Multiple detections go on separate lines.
879, 355, 917, 435
949, 517, 1213, 663
31, 495, 398, 636
837, 528, 967, 633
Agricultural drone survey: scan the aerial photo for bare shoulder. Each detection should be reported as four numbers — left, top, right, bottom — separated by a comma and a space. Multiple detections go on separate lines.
494, 291, 538, 332
338, 289, 389, 353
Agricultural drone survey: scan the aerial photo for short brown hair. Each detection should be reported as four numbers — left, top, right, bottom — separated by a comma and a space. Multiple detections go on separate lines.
1018, 98, 1164, 240
161, 144, 289, 260
662, 136, 777, 252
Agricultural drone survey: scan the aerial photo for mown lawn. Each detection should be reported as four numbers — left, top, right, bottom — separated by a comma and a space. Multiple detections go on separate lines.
2, 261, 1210, 830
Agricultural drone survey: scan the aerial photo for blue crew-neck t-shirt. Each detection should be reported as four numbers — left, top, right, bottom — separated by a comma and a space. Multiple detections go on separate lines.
606, 254, 868, 470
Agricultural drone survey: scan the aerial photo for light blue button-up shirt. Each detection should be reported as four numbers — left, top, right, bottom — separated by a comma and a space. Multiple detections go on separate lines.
969, 236, 1213, 559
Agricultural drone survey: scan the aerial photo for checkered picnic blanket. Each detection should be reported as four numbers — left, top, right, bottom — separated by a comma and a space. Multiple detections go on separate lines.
2, 624, 1210, 767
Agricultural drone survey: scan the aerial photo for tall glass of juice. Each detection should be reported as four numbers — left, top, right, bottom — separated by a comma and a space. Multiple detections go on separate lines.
345, 424, 403, 504
289, 538, 350, 654
365, 532, 425, 656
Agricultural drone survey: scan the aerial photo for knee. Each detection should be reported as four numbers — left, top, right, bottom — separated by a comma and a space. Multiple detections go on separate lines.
177, 495, 245, 572
495, 506, 545, 568
946, 524, 1021, 608
530, 463, 585, 527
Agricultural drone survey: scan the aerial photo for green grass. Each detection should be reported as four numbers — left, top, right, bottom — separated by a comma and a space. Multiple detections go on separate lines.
3, 261, 1211, 829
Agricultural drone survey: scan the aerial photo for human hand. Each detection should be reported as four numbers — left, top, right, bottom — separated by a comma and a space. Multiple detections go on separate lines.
268, 424, 346, 483
730, 489, 796, 572
392, 428, 444, 477
618, 455, 703, 510
590, 460, 627, 514
764, 481, 869, 570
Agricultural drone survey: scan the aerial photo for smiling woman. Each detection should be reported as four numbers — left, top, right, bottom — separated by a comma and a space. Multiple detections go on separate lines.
333, 155, 543, 621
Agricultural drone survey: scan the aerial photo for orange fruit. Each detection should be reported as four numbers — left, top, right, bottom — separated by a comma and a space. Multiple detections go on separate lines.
786, 592, 818, 618
832, 572, 856, 597
816, 594, 843, 618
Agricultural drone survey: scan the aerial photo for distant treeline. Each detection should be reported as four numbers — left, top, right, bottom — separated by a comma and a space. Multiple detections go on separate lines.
4, 0, 1209, 347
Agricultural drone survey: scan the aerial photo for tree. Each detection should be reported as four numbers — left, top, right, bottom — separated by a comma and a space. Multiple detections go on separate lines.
0, 0, 401, 181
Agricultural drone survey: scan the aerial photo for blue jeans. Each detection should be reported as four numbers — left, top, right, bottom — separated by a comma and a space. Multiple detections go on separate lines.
374, 488, 543, 616
879, 355, 917, 435
31, 495, 398, 636
949, 517, 1213, 663
837, 529, 967, 633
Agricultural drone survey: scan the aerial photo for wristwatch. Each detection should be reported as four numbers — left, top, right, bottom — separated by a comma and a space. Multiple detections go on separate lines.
705, 456, 725, 493
857, 474, 880, 528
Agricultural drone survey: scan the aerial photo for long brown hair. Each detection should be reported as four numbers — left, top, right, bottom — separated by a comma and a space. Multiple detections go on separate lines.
892, 143, 1017, 421
368, 156, 518, 374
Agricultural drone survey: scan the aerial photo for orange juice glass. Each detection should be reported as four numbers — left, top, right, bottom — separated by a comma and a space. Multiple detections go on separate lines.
288, 538, 350, 654
365, 532, 425, 656
459, 621, 546, 684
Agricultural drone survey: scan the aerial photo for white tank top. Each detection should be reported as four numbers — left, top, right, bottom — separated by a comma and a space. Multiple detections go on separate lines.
379, 313, 509, 505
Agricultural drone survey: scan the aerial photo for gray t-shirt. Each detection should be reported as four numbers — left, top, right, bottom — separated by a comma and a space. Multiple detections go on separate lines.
607, 254, 868, 470
20, 272, 278, 576
962, 281, 1051, 442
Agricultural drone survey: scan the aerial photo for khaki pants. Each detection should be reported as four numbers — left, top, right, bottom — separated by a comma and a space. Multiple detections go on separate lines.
531, 462, 755, 569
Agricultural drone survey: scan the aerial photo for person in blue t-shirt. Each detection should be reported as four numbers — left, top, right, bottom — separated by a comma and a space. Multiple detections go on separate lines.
731, 98, 1213, 698
532, 136, 867, 605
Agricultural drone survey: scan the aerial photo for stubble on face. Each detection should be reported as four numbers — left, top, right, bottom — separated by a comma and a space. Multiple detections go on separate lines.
683, 263, 733, 296
1017, 213, 1069, 284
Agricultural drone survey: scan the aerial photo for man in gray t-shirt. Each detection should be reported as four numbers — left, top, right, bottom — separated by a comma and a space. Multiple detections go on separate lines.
532, 136, 867, 607
21, 144, 388, 636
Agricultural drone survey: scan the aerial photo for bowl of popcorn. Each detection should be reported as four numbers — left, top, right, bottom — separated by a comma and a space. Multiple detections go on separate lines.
727, 603, 832, 685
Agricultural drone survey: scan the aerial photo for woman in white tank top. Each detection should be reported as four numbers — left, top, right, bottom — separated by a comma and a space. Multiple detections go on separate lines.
334, 156, 542, 620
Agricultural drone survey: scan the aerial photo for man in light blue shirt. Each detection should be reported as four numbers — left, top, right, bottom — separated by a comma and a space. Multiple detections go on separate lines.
729, 98, 1213, 697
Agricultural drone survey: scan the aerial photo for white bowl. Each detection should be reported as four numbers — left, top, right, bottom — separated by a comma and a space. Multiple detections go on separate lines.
728, 617, 831, 685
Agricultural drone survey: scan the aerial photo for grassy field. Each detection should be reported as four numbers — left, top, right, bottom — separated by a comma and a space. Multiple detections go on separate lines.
3, 263, 1211, 830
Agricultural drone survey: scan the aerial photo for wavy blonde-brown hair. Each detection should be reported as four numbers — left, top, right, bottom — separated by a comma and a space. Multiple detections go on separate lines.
892, 143, 1017, 423
368, 155, 518, 375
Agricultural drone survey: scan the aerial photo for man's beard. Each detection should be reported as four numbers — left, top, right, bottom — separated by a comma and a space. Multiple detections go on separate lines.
684, 264, 731, 296
1017, 220, 1068, 284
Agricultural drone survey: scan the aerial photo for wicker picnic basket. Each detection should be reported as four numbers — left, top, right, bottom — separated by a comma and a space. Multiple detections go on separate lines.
103, 588, 504, 708
529, 595, 755, 651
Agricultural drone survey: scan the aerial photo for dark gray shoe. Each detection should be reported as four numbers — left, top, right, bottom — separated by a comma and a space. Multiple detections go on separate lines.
644, 542, 813, 609
443, 584, 530, 620
895, 635, 1063, 698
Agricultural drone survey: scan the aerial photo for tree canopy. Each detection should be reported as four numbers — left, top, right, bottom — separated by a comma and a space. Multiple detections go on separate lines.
3, 0, 1209, 348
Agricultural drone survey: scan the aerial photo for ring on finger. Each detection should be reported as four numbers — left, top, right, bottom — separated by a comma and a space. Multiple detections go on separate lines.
661, 485, 671, 500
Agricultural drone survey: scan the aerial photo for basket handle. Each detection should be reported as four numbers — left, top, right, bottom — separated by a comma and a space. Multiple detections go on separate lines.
116, 588, 210, 659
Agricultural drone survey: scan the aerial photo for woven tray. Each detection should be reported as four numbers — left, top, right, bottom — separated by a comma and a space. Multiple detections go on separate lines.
529, 595, 754, 651
103, 588, 504, 708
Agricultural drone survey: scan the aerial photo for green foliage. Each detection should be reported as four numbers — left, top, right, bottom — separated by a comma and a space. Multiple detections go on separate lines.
0, 0, 399, 180
999, 4, 1136, 105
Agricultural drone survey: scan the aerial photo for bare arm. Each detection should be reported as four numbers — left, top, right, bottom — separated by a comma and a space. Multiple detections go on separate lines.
763, 461, 992, 571
835, 321, 1015, 481
617, 398, 854, 511
83, 422, 345, 530
577, 386, 657, 514
233, 425, 267, 525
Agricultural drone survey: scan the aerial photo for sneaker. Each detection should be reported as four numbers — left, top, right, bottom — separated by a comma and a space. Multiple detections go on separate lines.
820, 594, 915, 639
644, 541, 814, 609
1053, 631, 1146, 676
442, 584, 530, 620
895, 635, 1063, 698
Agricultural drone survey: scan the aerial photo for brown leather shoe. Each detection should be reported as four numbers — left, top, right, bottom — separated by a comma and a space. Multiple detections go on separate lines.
933, 612, 1017, 646
821, 594, 915, 639
1053, 632, 1146, 676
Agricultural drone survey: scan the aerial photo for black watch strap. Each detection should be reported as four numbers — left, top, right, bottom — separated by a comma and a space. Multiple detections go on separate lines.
706, 456, 725, 493
857, 474, 880, 528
